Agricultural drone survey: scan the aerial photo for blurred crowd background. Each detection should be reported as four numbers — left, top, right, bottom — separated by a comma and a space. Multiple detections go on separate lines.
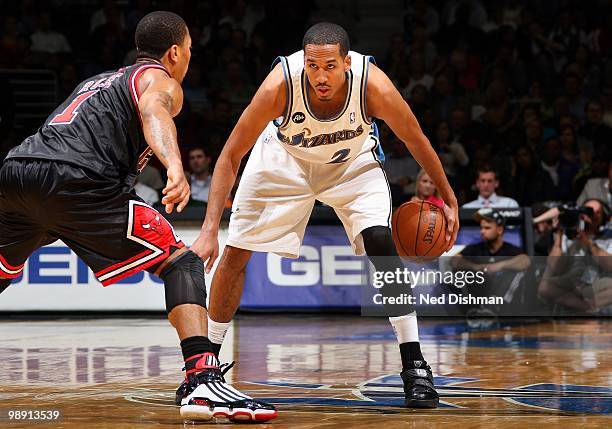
0, 0, 611, 314
1, 0, 611, 209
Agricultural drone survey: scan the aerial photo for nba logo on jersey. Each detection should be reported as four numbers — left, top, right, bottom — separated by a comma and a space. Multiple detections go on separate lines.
349, 111, 356, 124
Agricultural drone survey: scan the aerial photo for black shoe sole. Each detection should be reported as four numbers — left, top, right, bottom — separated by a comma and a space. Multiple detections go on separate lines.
405, 398, 439, 409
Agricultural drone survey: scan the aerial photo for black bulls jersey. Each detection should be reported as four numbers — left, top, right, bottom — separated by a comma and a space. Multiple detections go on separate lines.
6, 62, 168, 183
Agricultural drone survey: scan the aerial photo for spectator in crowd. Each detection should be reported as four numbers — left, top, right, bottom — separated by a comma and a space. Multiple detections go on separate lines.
434, 120, 469, 186
2, 0, 612, 218
384, 32, 409, 80
540, 137, 579, 201
451, 209, 530, 269
450, 208, 531, 312
411, 169, 443, 207
563, 73, 588, 122
580, 100, 612, 151
547, 9, 580, 73
523, 116, 544, 154
90, 0, 125, 34
400, 52, 433, 99
442, 0, 488, 29
407, 24, 438, 71
532, 203, 557, 256
0, 16, 23, 64
463, 166, 519, 208
404, 0, 440, 36
431, 70, 457, 120
508, 144, 554, 206
188, 147, 212, 204
30, 12, 71, 55
134, 165, 164, 206
558, 126, 579, 164
183, 63, 212, 115
220, 60, 256, 115
538, 199, 611, 313
381, 124, 419, 203
577, 161, 612, 208
601, 85, 612, 128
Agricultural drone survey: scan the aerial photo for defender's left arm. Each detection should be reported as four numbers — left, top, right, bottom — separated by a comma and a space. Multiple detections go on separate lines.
365, 64, 459, 250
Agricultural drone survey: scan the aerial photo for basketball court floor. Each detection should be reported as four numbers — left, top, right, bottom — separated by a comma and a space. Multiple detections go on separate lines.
0, 315, 609, 428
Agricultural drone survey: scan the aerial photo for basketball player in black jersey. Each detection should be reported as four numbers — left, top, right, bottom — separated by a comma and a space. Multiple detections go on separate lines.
0, 11, 276, 423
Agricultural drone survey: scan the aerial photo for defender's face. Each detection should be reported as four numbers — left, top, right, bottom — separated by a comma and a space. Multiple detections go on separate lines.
304, 44, 350, 102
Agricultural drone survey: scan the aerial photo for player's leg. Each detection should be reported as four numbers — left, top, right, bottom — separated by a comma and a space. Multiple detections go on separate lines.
207, 127, 316, 355
207, 245, 252, 355
0, 160, 58, 295
49, 171, 275, 422
360, 226, 438, 408
318, 148, 439, 408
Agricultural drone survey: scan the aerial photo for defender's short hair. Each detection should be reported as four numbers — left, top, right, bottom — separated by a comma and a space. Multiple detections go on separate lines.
135, 11, 187, 59
302, 22, 350, 56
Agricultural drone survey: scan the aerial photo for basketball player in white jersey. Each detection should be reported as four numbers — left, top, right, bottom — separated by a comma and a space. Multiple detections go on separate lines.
191, 23, 459, 411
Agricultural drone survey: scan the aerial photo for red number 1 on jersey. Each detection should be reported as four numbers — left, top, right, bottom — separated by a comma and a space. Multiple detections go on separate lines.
49, 90, 98, 125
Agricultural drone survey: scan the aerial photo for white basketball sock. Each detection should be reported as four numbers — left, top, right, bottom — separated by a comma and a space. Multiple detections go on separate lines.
208, 317, 231, 346
389, 312, 420, 343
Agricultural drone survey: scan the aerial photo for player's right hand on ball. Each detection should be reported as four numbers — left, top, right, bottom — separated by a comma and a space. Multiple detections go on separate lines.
162, 164, 190, 214
191, 230, 219, 273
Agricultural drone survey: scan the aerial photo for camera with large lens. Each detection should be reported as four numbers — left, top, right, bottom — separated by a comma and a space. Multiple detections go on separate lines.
557, 204, 594, 239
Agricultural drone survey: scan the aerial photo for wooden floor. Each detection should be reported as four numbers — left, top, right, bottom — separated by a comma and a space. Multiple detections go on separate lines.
0, 315, 610, 428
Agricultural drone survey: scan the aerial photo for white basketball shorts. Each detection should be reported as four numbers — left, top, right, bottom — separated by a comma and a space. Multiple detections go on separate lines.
226, 124, 392, 258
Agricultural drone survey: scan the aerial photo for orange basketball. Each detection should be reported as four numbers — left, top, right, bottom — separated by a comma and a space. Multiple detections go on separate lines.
392, 200, 447, 257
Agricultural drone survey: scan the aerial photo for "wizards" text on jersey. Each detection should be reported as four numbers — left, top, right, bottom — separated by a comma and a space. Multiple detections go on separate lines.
277, 125, 364, 149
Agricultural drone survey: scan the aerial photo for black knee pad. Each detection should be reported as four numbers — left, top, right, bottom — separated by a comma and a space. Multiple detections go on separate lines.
0, 278, 11, 295
362, 226, 398, 258
159, 250, 207, 313
362, 226, 414, 316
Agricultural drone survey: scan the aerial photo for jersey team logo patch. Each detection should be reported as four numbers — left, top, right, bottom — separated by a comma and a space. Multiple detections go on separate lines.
350, 111, 356, 124
292, 112, 305, 123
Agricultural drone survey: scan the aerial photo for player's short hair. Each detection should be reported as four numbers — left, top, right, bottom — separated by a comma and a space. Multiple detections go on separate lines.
135, 11, 187, 59
302, 22, 350, 56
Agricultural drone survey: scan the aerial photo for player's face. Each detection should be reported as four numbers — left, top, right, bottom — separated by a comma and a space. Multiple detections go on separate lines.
480, 220, 502, 242
476, 172, 498, 198
304, 44, 350, 102
172, 30, 192, 84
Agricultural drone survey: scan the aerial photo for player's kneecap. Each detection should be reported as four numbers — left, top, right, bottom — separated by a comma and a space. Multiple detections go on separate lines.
160, 251, 207, 313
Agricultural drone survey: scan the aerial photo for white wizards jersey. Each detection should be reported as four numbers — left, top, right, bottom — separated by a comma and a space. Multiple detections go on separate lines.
271, 50, 376, 164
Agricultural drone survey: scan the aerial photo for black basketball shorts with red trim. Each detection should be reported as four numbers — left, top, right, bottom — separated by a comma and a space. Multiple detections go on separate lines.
0, 159, 184, 285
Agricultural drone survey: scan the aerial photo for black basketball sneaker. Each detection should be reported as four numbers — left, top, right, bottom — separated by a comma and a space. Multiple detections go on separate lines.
400, 360, 439, 408
178, 353, 277, 422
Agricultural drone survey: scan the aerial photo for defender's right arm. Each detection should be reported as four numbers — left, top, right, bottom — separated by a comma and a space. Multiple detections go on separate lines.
191, 63, 287, 270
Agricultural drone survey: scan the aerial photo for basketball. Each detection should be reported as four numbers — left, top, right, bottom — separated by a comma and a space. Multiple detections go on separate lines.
392, 200, 447, 257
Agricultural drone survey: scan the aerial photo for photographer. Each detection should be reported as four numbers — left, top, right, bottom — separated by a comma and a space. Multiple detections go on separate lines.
538, 199, 612, 312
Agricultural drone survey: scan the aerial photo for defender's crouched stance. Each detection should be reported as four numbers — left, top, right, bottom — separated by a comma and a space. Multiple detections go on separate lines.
0, 11, 276, 423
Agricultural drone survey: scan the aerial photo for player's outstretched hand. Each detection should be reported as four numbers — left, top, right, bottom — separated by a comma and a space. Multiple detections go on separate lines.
162, 164, 190, 214
191, 229, 219, 273
443, 200, 459, 252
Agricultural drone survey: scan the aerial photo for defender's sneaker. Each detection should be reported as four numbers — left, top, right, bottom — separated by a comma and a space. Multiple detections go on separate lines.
178, 353, 278, 422
400, 360, 439, 408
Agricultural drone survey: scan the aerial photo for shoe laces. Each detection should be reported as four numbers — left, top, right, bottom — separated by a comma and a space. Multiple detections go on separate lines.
182, 360, 236, 384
